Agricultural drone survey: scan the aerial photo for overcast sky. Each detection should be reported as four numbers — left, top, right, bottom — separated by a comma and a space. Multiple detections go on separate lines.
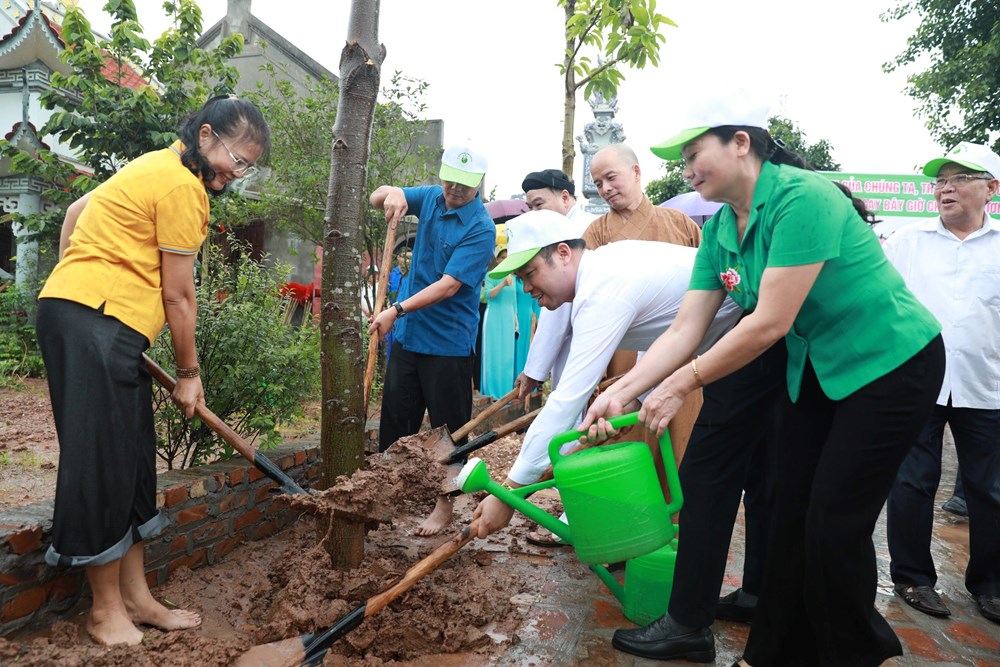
77, 0, 943, 199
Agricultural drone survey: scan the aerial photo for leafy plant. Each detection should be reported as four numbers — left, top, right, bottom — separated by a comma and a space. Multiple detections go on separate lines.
148, 241, 320, 469
0, 283, 45, 383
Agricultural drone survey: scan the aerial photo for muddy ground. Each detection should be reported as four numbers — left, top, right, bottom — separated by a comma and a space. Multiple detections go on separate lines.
0, 428, 562, 666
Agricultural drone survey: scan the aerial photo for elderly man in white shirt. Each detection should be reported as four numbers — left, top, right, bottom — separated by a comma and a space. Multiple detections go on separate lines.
472, 209, 742, 530
884, 142, 1000, 625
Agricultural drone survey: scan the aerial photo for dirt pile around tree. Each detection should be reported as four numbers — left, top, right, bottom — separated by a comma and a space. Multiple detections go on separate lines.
0, 432, 551, 666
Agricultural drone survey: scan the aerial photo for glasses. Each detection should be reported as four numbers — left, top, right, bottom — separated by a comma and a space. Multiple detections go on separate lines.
212, 130, 258, 178
933, 174, 992, 189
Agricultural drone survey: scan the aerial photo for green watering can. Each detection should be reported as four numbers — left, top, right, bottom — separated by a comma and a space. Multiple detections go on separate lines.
591, 536, 678, 625
457, 411, 683, 564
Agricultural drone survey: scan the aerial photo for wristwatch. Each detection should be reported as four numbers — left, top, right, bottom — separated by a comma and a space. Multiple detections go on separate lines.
392, 302, 406, 318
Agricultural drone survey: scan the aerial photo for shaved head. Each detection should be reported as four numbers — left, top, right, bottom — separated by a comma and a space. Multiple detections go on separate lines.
590, 143, 643, 212
594, 143, 640, 169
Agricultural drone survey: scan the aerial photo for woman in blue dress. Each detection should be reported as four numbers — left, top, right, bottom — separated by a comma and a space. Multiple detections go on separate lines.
480, 248, 518, 399
513, 276, 539, 379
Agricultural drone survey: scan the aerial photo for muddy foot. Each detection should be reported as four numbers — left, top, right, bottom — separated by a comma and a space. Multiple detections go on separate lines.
87, 609, 144, 646
414, 495, 454, 536
130, 600, 202, 631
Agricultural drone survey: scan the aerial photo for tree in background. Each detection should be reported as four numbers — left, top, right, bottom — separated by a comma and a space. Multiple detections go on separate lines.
883, 0, 1000, 153
645, 115, 841, 203
0, 0, 241, 245
560, 0, 673, 177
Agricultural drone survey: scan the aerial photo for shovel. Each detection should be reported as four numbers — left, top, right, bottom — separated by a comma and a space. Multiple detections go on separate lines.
234, 518, 481, 667
422, 386, 520, 463
363, 217, 399, 414
142, 354, 310, 497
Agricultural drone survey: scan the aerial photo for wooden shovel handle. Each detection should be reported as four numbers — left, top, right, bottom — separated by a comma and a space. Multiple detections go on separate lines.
363, 217, 399, 413
451, 387, 519, 442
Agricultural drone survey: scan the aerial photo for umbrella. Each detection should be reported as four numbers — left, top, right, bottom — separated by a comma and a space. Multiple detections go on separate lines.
660, 191, 724, 219
485, 198, 529, 224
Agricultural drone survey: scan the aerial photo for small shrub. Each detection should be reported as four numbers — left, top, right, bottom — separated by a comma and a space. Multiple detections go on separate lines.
0, 282, 45, 384
149, 242, 320, 469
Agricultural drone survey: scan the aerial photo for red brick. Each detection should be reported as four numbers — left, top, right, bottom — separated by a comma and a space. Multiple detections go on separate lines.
896, 627, 950, 662
163, 484, 189, 508
0, 568, 38, 587
192, 520, 229, 546
277, 454, 294, 470
228, 467, 246, 487
294, 450, 306, 466
219, 490, 250, 514
6, 525, 43, 555
48, 574, 81, 602
144, 570, 158, 589
167, 550, 207, 575
175, 503, 210, 527
944, 621, 1000, 652
234, 508, 264, 532
247, 467, 266, 483
254, 483, 277, 503
1, 587, 47, 622
213, 535, 244, 560
168, 534, 190, 555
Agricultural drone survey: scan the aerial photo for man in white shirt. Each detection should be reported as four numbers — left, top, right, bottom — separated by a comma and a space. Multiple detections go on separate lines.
884, 142, 1000, 625
472, 209, 742, 530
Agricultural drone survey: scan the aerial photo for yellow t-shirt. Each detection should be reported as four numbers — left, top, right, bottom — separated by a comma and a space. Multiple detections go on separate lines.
40, 142, 209, 344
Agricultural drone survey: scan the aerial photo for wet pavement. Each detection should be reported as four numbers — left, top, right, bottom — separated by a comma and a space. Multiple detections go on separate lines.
495, 430, 999, 666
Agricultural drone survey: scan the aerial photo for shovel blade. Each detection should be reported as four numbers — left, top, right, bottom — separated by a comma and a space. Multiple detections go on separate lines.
424, 425, 458, 463
234, 636, 306, 667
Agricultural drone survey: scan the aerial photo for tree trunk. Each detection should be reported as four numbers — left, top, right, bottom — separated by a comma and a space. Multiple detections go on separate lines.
561, 0, 577, 179
319, 0, 384, 569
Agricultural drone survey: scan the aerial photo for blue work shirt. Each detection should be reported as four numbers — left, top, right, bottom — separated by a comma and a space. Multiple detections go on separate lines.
395, 185, 495, 356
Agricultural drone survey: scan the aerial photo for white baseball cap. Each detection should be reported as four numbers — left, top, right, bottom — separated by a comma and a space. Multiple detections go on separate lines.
922, 142, 1000, 179
488, 209, 582, 278
439, 145, 488, 188
650, 89, 771, 161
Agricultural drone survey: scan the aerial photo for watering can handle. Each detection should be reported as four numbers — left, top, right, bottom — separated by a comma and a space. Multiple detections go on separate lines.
547, 411, 684, 516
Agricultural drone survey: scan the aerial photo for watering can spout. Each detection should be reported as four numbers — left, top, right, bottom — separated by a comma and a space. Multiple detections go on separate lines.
456, 459, 570, 542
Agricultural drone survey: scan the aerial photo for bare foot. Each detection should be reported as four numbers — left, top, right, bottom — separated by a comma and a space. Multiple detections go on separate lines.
128, 598, 202, 631
86, 607, 144, 646
414, 495, 454, 536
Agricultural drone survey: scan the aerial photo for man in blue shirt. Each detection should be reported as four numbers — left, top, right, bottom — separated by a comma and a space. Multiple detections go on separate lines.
369, 145, 495, 535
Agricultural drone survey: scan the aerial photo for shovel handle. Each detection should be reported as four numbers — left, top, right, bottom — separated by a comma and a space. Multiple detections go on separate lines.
451, 386, 519, 442
364, 218, 399, 413
142, 354, 308, 496
445, 407, 541, 464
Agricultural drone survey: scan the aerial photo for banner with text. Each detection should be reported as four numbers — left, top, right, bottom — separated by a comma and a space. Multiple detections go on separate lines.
820, 172, 1000, 218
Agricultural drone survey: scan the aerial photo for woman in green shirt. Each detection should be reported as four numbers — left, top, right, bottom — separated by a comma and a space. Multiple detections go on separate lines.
582, 95, 944, 666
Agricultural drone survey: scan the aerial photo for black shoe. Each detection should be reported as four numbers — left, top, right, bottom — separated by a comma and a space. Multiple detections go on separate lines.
977, 595, 1000, 624
894, 584, 951, 617
716, 588, 756, 623
611, 613, 715, 662
941, 496, 968, 517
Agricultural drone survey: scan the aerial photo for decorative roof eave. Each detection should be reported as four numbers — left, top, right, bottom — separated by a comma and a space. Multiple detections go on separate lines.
4, 120, 51, 151
0, 9, 71, 76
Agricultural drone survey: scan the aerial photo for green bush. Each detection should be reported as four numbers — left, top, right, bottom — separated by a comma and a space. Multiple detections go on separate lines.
0, 282, 45, 384
149, 242, 320, 469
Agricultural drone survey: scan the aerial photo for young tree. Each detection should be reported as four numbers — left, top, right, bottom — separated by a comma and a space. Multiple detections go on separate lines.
644, 115, 841, 203
319, 0, 384, 569
0, 0, 242, 243
560, 0, 674, 177
883, 0, 1000, 153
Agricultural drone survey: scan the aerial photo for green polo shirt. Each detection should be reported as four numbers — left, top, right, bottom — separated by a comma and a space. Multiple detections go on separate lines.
689, 162, 940, 401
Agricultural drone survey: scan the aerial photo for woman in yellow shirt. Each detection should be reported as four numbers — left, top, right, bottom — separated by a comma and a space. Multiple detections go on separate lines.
36, 95, 270, 646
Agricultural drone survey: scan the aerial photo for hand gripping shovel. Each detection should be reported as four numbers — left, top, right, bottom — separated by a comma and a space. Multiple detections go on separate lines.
143, 354, 309, 497
234, 518, 481, 667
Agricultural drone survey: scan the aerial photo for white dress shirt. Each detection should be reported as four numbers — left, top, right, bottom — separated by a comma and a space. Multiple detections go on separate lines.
882, 215, 1000, 409
507, 241, 742, 484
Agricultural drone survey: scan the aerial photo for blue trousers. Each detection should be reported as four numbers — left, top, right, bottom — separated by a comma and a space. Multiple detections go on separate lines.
887, 402, 1000, 596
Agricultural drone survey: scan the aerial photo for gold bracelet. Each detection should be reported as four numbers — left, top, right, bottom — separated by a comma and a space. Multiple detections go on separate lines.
500, 480, 515, 491
691, 356, 703, 387
176, 365, 200, 379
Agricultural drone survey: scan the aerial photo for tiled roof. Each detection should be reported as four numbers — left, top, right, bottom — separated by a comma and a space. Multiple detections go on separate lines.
4, 120, 51, 150
0, 9, 146, 90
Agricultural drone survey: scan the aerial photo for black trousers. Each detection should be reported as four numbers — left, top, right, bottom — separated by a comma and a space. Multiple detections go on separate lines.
888, 401, 1000, 596
744, 336, 944, 667
378, 340, 474, 452
668, 340, 786, 628
36, 299, 167, 568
